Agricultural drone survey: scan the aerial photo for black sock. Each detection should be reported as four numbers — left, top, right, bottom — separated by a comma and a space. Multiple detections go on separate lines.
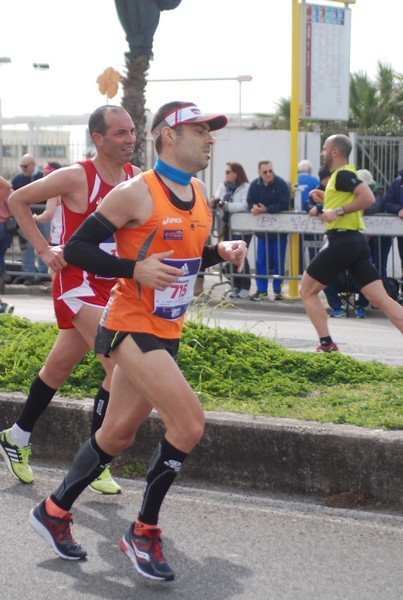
51, 435, 114, 511
320, 336, 333, 346
16, 375, 57, 433
138, 437, 188, 526
91, 386, 110, 435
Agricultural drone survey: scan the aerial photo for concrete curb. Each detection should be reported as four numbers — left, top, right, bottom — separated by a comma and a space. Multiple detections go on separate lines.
1, 392, 402, 509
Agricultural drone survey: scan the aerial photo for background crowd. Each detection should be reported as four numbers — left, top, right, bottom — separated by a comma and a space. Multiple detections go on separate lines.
200, 157, 403, 318
2, 152, 403, 319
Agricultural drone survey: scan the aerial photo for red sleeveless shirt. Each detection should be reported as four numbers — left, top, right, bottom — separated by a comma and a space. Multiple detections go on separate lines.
53, 159, 135, 307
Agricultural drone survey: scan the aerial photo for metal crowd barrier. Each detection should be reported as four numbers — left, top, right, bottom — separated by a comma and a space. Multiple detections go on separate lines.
200, 211, 403, 297
5, 208, 403, 295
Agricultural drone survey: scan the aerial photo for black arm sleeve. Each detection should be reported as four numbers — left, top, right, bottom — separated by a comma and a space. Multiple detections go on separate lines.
64, 212, 136, 278
200, 244, 225, 271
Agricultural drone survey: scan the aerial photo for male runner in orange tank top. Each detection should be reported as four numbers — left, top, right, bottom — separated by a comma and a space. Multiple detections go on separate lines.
29, 101, 247, 582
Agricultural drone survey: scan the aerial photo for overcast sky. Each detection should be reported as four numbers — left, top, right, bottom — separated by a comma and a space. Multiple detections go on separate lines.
0, 0, 401, 118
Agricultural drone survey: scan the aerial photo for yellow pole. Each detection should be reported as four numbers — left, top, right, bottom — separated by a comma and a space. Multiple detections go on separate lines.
288, 0, 300, 299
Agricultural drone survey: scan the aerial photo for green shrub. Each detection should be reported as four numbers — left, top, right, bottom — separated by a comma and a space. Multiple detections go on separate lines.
0, 317, 103, 397
1, 316, 402, 429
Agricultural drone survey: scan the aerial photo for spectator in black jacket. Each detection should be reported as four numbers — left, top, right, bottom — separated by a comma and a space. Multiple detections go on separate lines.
384, 169, 403, 279
357, 169, 391, 278
247, 160, 289, 301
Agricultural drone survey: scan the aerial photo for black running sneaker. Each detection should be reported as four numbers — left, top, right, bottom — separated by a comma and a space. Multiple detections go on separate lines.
120, 523, 175, 581
29, 500, 87, 560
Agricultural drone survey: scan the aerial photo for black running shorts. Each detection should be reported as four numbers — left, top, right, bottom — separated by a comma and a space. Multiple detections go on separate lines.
94, 326, 180, 359
306, 230, 381, 288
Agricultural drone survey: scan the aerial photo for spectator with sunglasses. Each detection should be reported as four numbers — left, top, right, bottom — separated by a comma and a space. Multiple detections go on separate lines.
11, 154, 49, 281
247, 160, 290, 300
210, 161, 251, 297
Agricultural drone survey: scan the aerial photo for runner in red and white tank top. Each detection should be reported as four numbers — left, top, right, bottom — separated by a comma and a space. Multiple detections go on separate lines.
2, 106, 139, 497
53, 159, 135, 328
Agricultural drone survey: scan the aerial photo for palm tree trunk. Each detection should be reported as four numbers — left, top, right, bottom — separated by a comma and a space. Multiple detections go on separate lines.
121, 54, 149, 170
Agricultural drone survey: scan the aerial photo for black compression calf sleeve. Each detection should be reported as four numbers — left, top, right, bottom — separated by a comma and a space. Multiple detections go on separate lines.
138, 437, 188, 525
16, 375, 57, 433
51, 435, 114, 511
91, 386, 110, 435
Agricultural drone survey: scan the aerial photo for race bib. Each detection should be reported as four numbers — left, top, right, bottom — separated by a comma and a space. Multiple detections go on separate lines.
153, 257, 201, 320
99, 237, 118, 257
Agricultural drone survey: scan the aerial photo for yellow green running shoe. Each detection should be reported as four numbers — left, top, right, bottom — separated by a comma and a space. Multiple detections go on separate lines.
0, 428, 33, 483
89, 465, 122, 495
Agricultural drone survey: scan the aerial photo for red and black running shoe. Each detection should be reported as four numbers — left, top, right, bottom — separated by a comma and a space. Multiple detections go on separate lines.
29, 500, 87, 560
316, 342, 339, 353
120, 522, 174, 581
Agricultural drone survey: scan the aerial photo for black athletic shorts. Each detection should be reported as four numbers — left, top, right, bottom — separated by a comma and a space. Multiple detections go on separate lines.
94, 326, 180, 359
306, 230, 381, 288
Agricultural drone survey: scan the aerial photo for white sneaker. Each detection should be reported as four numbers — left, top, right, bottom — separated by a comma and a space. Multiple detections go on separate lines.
237, 289, 249, 298
227, 289, 240, 298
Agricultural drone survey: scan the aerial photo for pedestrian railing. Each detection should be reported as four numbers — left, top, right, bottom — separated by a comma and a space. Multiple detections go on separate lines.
200, 211, 403, 297
5, 209, 403, 295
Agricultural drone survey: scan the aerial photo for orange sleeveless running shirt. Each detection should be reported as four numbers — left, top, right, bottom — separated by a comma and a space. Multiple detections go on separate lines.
100, 170, 212, 339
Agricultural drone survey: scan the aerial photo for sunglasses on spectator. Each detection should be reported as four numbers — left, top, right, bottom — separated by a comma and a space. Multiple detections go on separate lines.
262, 169, 273, 174
20, 162, 33, 168
225, 169, 233, 174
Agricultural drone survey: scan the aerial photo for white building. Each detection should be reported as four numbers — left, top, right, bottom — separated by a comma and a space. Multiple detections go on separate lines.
0, 113, 321, 193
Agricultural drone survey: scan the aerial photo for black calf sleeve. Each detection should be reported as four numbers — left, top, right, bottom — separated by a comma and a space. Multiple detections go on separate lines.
91, 386, 110, 435
17, 375, 57, 433
51, 435, 114, 511
138, 437, 188, 525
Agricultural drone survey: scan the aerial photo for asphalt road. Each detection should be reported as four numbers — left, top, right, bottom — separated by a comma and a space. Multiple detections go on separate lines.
1, 463, 403, 600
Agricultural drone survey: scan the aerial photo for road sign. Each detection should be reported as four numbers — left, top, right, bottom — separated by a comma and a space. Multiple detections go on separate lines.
300, 3, 352, 120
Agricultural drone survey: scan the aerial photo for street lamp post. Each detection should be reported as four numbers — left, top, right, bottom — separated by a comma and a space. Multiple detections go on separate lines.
29, 63, 50, 155
0, 60, 50, 172
237, 75, 253, 124
0, 57, 12, 174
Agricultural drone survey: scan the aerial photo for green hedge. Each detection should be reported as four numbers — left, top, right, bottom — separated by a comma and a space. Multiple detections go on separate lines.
1, 316, 402, 430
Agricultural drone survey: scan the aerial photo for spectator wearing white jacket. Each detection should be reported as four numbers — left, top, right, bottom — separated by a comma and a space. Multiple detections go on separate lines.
210, 162, 251, 297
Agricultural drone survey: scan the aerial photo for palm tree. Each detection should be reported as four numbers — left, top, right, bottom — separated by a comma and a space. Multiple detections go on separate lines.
349, 62, 403, 134
268, 97, 291, 130
121, 54, 150, 170
268, 61, 403, 136
349, 72, 380, 129
115, 1, 182, 169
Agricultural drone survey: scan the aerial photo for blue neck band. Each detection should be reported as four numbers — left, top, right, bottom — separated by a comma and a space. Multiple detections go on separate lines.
154, 158, 192, 185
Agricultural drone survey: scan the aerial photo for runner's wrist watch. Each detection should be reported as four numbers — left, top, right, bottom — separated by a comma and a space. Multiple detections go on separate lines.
335, 206, 345, 216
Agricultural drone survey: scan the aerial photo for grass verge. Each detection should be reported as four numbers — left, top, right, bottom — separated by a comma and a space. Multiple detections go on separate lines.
0, 315, 402, 430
